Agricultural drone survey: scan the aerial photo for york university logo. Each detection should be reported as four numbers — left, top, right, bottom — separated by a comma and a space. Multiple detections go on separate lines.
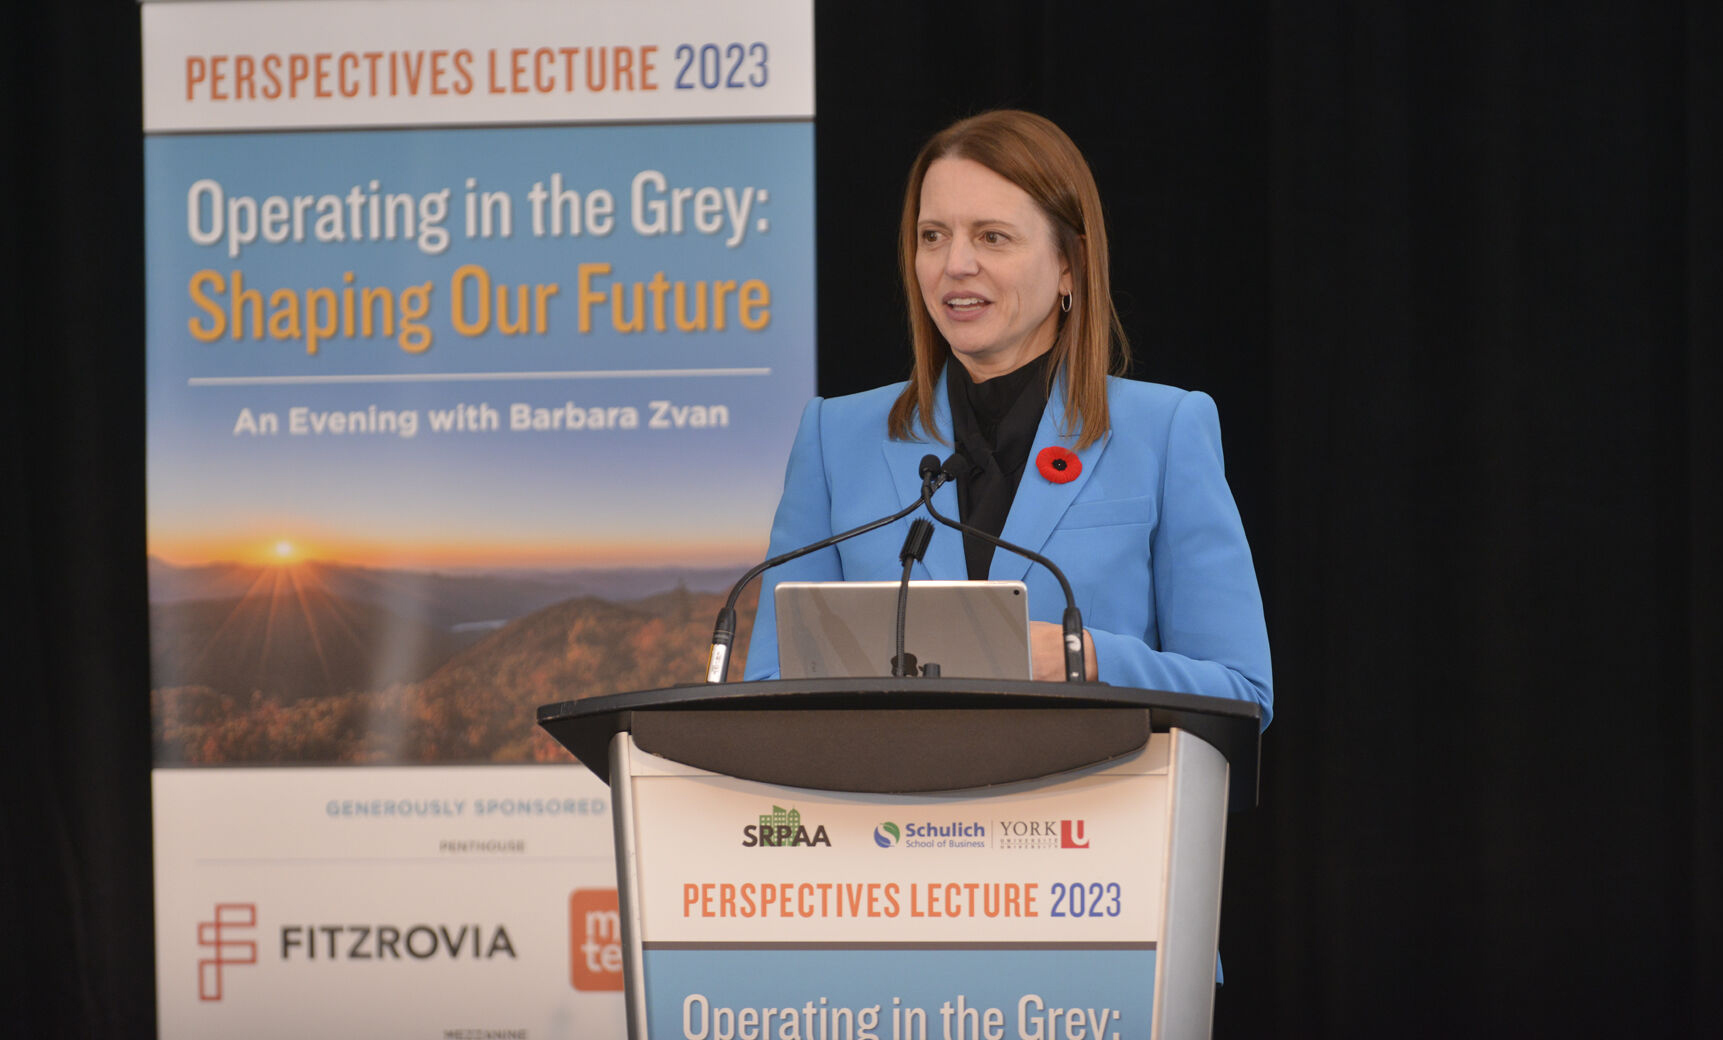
740, 805, 831, 847
994, 818, 1092, 850
873, 822, 901, 848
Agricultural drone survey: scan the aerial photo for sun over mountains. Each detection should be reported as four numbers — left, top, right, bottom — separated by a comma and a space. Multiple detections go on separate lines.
149, 556, 756, 765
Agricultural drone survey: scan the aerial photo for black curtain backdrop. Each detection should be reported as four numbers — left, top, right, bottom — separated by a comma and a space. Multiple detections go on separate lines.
5, 2, 1718, 1036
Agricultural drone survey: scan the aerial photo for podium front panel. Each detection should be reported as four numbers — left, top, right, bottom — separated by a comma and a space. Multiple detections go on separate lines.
608, 728, 1229, 1039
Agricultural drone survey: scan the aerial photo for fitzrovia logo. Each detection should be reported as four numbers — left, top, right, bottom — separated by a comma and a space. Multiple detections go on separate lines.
740, 805, 830, 847
198, 903, 258, 1001
194, 899, 519, 1004
569, 888, 623, 992
279, 923, 515, 959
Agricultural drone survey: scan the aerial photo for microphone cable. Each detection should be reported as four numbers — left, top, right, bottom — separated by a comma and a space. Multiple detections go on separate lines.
917, 453, 1088, 682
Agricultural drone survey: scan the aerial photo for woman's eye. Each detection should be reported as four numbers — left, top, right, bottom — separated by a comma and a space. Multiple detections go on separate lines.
982, 231, 1006, 244
919, 229, 942, 244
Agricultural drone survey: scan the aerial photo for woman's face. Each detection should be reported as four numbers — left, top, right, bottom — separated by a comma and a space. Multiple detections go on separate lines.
915, 157, 1071, 381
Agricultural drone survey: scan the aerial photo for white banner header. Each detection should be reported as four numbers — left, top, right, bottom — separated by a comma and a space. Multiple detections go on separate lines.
143, 0, 814, 132
629, 744, 1171, 945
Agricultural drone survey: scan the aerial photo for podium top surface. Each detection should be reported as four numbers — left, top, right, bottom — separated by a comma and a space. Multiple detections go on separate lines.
538, 679, 1262, 809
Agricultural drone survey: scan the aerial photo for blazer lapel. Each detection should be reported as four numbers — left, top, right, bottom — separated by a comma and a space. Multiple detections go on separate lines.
881, 370, 966, 580
990, 372, 1109, 581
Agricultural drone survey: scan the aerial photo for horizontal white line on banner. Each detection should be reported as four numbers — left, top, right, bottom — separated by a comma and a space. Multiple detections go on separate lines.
145, 113, 814, 138
643, 941, 1160, 951
188, 367, 773, 386
197, 856, 617, 865
141, 0, 815, 131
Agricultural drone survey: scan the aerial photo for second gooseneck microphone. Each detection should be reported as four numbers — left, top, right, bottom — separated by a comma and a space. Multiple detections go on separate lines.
890, 518, 935, 676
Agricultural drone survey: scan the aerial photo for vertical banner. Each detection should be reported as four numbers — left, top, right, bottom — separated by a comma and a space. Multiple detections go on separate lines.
142, 1, 815, 1035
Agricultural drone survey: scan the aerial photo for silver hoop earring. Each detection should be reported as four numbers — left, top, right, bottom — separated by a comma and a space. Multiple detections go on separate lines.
1060, 293, 1072, 313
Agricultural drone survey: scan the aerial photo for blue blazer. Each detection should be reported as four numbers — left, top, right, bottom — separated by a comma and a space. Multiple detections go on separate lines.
744, 369, 1273, 729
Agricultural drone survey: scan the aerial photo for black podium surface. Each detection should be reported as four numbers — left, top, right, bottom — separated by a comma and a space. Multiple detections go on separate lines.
538, 678, 1261, 808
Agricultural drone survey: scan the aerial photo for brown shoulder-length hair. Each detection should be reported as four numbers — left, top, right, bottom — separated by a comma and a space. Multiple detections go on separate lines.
888, 110, 1129, 449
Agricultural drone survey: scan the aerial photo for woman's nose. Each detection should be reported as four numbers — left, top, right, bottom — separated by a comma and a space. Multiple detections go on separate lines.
945, 236, 979, 276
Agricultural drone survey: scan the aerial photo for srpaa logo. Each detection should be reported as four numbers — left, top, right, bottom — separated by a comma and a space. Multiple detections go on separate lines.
569, 888, 623, 992
197, 903, 258, 1001
740, 805, 830, 847
874, 822, 901, 848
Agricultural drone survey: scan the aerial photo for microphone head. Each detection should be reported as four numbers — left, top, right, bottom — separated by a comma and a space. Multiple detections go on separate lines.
919, 454, 943, 481
940, 452, 966, 481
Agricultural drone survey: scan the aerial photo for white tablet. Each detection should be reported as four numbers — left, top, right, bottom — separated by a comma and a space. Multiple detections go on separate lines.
774, 580, 1032, 680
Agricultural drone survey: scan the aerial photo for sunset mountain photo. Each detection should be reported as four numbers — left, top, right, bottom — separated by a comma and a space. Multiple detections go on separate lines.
149, 554, 756, 766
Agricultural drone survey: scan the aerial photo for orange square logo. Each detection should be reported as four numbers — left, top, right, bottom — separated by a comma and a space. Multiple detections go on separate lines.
569, 888, 624, 991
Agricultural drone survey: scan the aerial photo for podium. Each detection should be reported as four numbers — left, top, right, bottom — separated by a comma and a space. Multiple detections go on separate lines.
538, 679, 1260, 1040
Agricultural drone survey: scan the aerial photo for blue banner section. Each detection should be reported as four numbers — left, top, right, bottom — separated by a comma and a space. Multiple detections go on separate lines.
146, 122, 814, 376
644, 947, 1153, 1040
145, 119, 814, 572
144, 119, 816, 765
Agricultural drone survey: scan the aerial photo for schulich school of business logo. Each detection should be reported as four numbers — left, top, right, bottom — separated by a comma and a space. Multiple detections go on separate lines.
874, 820, 987, 849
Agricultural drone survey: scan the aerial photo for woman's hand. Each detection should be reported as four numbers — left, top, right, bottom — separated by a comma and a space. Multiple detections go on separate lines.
1029, 620, 1097, 682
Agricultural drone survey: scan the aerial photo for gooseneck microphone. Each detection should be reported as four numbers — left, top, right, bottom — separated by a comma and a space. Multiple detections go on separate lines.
918, 453, 1089, 682
705, 463, 955, 683
890, 519, 935, 676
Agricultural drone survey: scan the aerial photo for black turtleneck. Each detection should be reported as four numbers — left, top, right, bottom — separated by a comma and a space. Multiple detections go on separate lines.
945, 352, 1053, 580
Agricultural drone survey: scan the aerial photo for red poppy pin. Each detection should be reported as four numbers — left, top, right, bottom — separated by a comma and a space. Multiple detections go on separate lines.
1036, 445, 1081, 484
